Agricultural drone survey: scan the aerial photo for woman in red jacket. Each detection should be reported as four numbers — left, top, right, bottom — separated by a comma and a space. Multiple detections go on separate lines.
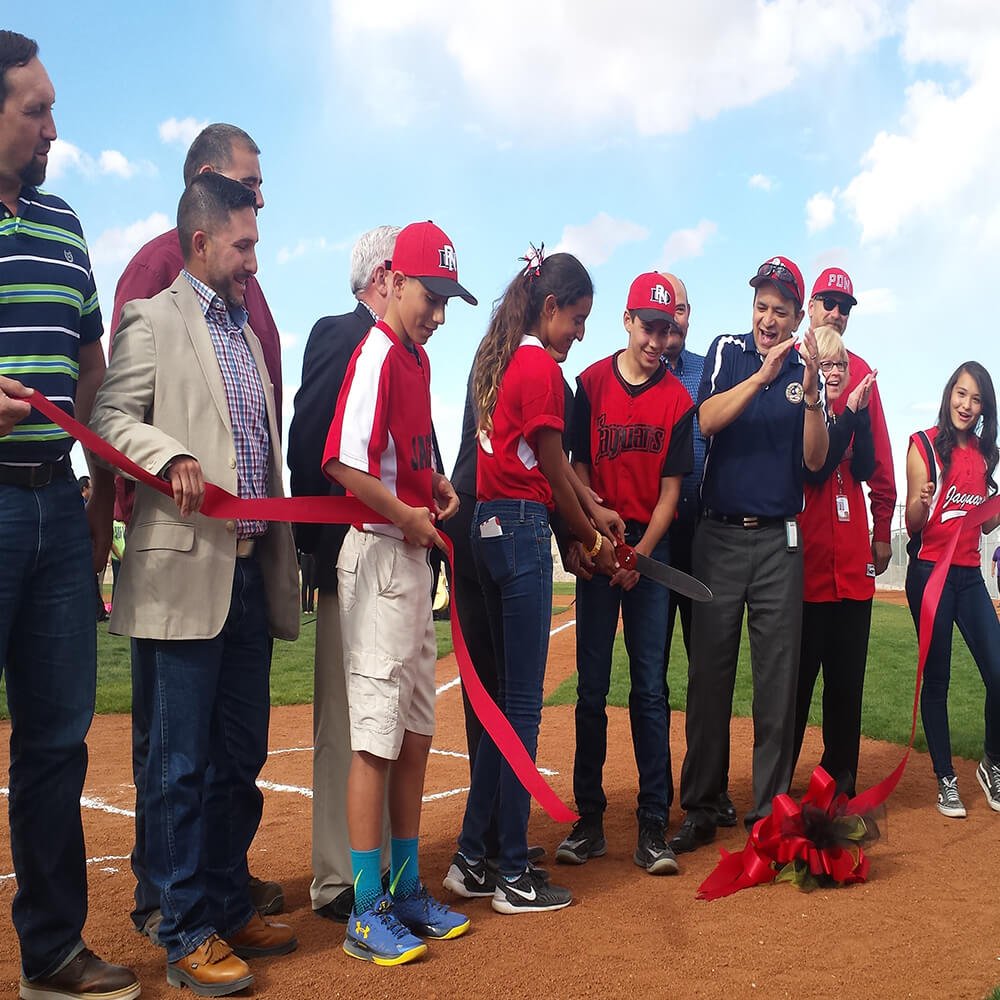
905, 361, 1000, 818
793, 326, 875, 796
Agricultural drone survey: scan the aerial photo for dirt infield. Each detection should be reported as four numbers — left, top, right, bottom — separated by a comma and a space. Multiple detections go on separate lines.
2, 598, 1000, 1000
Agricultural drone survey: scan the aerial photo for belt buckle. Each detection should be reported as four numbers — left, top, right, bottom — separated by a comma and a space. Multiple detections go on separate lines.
741, 516, 759, 529
27, 464, 54, 488
236, 538, 256, 558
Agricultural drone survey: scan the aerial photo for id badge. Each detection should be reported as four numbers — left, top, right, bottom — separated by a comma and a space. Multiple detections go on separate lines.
785, 518, 798, 552
835, 494, 851, 522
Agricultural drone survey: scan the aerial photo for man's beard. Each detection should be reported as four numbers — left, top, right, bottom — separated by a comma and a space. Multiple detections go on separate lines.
19, 157, 46, 187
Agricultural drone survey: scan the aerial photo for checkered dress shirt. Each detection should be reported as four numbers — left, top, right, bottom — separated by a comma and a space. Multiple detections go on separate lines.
182, 270, 269, 538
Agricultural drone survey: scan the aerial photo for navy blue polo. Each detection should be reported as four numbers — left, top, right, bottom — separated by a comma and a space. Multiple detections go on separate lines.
0, 185, 102, 463
697, 331, 809, 518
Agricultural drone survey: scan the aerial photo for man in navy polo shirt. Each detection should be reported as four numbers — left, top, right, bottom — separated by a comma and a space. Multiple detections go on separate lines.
670, 256, 828, 854
0, 30, 140, 1000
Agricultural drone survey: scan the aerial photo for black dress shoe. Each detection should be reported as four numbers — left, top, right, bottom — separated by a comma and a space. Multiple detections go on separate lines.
315, 885, 354, 924
715, 791, 738, 828
668, 815, 717, 854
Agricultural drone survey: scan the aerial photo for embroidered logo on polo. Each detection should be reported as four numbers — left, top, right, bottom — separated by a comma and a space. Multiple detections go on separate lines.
650, 284, 672, 306
785, 382, 804, 404
939, 484, 985, 521
595, 414, 664, 461
64, 249, 74, 263
438, 245, 458, 272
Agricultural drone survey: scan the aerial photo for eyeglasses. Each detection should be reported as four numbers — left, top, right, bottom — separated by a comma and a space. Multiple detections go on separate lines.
819, 360, 849, 373
814, 295, 853, 316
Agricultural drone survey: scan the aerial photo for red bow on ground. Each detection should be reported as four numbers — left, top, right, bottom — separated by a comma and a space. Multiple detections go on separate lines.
697, 766, 875, 900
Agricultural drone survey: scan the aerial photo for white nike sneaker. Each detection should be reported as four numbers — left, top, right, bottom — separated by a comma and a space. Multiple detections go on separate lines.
491, 866, 572, 914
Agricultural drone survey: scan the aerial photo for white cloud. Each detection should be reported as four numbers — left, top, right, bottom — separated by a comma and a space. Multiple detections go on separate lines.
90, 212, 170, 273
806, 191, 836, 233
280, 330, 300, 349
659, 220, 717, 267
838, 0, 1000, 245
277, 237, 331, 265
748, 173, 774, 191
329, 0, 893, 137
98, 149, 137, 179
551, 212, 648, 268
158, 117, 208, 146
46, 139, 85, 180
45, 140, 152, 181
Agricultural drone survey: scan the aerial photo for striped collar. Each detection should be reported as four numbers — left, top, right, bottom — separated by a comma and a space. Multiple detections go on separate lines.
181, 269, 249, 329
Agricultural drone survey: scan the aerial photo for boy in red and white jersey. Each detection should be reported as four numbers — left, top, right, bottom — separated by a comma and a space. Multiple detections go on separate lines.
323, 221, 476, 965
556, 272, 694, 875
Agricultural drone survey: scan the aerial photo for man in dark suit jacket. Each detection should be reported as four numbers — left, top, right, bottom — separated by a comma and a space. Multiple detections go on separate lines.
287, 225, 400, 923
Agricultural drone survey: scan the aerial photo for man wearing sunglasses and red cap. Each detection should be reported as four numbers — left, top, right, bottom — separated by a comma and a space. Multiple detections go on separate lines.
807, 267, 895, 576
670, 256, 828, 855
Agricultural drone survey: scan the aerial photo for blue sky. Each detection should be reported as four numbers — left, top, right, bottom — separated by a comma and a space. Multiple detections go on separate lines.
19, 0, 1000, 520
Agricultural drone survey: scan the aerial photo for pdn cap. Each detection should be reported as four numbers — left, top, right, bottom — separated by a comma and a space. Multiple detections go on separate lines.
389, 221, 477, 305
627, 272, 679, 326
749, 255, 805, 308
811, 266, 857, 306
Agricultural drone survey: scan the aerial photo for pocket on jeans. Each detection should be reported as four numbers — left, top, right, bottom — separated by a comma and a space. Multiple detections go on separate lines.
347, 651, 401, 736
476, 530, 516, 585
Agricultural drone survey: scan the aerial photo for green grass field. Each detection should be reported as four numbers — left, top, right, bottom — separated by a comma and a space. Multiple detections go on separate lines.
0, 593, 990, 763
547, 599, 989, 761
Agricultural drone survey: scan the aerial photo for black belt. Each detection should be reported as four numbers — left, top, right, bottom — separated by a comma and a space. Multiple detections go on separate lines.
703, 508, 786, 530
0, 455, 72, 488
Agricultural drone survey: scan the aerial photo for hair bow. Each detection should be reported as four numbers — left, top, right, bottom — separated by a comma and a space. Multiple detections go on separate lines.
519, 242, 545, 280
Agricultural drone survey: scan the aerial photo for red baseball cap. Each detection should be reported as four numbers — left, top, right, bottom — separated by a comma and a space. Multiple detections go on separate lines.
626, 272, 679, 326
749, 255, 805, 308
389, 221, 477, 305
810, 266, 857, 306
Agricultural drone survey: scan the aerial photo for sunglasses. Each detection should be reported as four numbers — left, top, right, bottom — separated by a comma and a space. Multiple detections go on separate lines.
819, 360, 849, 373
814, 295, 853, 316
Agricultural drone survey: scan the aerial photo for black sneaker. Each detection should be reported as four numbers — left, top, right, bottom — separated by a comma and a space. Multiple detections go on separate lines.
492, 867, 572, 914
442, 852, 496, 898
555, 817, 607, 865
668, 814, 717, 854
977, 756, 1000, 812
634, 821, 679, 875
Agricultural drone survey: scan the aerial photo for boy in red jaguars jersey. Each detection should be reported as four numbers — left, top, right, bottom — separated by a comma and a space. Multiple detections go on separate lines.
323, 221, 476, 965
556, 272, 694, 875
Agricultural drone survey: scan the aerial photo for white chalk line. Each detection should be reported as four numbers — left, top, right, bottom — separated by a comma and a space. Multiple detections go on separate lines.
0, 617, 576, 883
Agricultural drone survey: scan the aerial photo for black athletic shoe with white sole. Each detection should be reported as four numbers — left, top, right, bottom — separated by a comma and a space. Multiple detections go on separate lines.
442, 852, 496, 898
977, 756, 1000, 812
634, 821, 679, 875
555, 817, 607, 865
492, 866, 572, 914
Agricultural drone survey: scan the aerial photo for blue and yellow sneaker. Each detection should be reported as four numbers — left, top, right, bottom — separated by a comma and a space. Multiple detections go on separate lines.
343, 893, 427, 966
393, 883, 470, 940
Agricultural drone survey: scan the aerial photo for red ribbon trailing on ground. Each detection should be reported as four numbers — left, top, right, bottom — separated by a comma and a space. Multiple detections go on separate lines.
29, 391, 578, 824
699, 493, 1000, 900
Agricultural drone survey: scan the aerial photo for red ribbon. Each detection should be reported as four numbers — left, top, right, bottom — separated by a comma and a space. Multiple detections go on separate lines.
700, 492, 1000, 900
30, 391, 578, 824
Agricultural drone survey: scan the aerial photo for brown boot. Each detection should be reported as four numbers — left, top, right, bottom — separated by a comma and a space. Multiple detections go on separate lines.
166, 935, 253, 997
248, 875, 284, 916
19, 948, 140, 1000
227, 912, 298, 959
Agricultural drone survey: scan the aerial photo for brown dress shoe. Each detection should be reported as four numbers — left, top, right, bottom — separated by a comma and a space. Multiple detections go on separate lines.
248, 875, 284, 916
19, 947, 140, 1000
227, 912, 298, 959
166, 935, 253, 997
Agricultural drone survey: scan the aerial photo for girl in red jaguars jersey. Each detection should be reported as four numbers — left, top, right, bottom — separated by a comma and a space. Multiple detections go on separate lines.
905, 361, 1000, 819
444, 250, 620, 915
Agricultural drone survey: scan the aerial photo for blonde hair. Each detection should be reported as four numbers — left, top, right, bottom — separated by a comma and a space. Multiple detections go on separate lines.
813, 324, 848, 365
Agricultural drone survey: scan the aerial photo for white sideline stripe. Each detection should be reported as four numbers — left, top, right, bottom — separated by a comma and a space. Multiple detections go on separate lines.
256, 779, 312, 798
422, 786, 470, 802
0, 787, 136, 819
267, 746, 313, 756
435, 617, 576, 696
0, 854, 130, 884
430, 747, 469, 760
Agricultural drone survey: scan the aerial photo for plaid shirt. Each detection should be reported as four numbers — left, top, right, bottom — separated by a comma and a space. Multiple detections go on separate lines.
665, 348, 707, 519
182, 270, 269, 538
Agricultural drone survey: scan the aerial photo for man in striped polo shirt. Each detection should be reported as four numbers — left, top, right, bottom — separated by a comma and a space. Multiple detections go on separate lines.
0, 30, 140, 1000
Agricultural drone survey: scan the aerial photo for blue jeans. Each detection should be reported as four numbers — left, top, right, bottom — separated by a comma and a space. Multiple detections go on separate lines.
133, 556, 272, 963
906, 558, 1000, 778
457, 500, 552, 877
573, 533, 671, 824
0, 474, 95, 979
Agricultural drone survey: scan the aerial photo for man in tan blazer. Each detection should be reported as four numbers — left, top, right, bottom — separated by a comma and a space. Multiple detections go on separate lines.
91, 173, 299, 998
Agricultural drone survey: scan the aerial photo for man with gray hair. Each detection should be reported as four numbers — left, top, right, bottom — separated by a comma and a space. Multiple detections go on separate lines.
112, 123, 285, 938
288, 224, 400, 923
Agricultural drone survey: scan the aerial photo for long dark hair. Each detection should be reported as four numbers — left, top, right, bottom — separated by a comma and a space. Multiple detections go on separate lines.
472, 252, 592, 435
935, 361, 998, 496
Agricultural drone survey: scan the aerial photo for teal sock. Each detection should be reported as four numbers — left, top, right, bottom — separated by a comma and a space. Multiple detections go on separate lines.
390, 837, 420, 899
350, 847, 383, 914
